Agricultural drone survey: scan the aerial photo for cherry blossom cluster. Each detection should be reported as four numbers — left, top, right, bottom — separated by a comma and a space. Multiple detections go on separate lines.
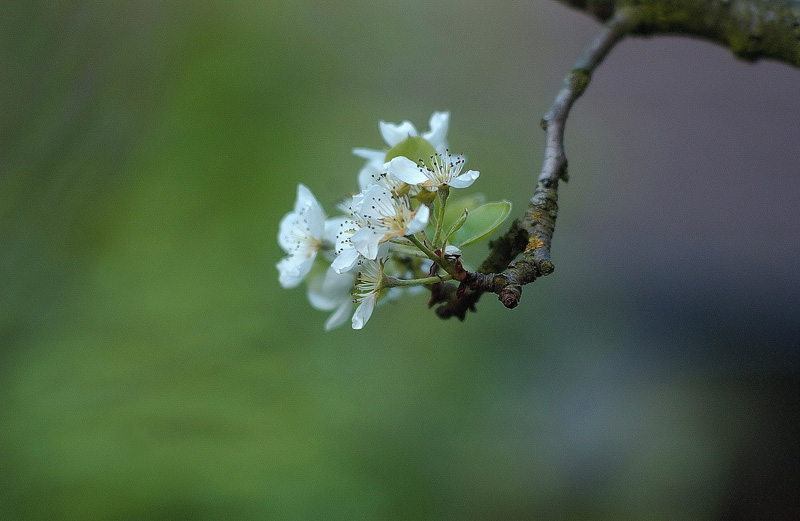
277, 112, 504, 330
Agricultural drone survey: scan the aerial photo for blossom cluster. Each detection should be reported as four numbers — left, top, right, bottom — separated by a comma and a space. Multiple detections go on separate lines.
277, 112, 505, 330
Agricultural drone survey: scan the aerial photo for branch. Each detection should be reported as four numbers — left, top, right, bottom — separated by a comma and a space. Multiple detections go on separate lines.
558, 0, 800, 68
438, 0, 800, 320
435, 10, 634, 320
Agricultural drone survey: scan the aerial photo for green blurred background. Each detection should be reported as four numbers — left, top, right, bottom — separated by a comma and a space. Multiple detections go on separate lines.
2, 1, 799, 519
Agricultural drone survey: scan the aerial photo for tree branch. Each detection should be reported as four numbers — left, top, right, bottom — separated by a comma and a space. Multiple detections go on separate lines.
559, 0, 800, 68
436, 10, 634, 320
437, 0, 800, 320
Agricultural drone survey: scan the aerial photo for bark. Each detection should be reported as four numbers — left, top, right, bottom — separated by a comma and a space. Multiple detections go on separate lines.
562, 0, 800, 67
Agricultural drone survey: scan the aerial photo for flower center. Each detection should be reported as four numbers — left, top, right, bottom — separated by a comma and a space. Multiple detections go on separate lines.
353, 260, 384, 302
288, 223, 322, 257
424, 150, 464, 186
362, 193, 414, 234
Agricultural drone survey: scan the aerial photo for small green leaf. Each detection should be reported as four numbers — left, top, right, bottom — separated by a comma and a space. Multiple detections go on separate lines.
449, 201, 512, 247
440, 193, 487, 231
385, 136, 437, 167
430, 193, 485, 241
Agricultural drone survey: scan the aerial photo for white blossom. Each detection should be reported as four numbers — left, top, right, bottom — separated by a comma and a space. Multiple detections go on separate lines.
351, 258, 386, 329
276, 184, 325, 288
330, 219, 360, 274
378, 111, 449, 151
349, 185, 429, 260
358, 168, 409, 194
353, 111, 450, 189
387, 150, 479, 190
276, 111, 489, 332
307, 267, 356, 330
330, 194, 365, 274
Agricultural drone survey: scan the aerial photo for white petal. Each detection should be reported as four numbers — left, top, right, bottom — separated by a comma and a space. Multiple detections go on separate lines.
360, 184, 391, 207
331, 247, 361, 274
307, 267, 354, 310
387, 156, 429, 185
323, 216, 348, 248
323, 267, 355, 293
277, 256, 314, 289
380, 120, 417, 147
448, 170, 480, 189
294, 184, 318, 213
352, 147, 386, 163
357, 161, 384, 191
358, 185, 397, 225
277, 211, 302, 251
376, 241, 393, 259
306, 273, 336, 310
302, 201, 325, 241
406, 204, 430, 235
423, 111, 449, 150
351, 294, 377, 329
350, 227, 382, 259
382, 170, 407, 189
337, 193, 364, 216
349, 193, 365, 213
444, 245, 462, 256
324, 299, 352, 331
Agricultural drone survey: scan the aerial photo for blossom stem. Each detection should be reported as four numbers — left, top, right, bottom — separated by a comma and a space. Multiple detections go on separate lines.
407, 233, 449, 271
385, 274, 453, 287
431, 187, 450, 248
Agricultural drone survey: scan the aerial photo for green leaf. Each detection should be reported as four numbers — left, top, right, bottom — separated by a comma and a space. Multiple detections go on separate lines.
385, 136, 437, 167
440, 193, 487, 231
449, 201, 512, 247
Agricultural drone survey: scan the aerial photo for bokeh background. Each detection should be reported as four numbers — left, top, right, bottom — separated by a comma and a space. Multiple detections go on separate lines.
2, 1, 799, 519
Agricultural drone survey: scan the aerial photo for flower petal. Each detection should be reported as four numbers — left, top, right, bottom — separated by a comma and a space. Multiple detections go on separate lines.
294, 183, 318, 213
303, 204, 325, 241
325, 299, 352, 331
307, 267, 354, 310
277, 256, 314, 289
423, 111, 449, 151
352, 147, 386, 163
291, 184, 325, 239
406, 204, 430, 235
380, 120, 417, 147
444, 245, 462, 256
376, 241, 392, 259
387, 156, 428, 185
351, 293, 377, 329
448, 169, 480, 189
323, 217, 348, 248
331, 247, 360, 274
306, 274, 336, 310
357, 161, 384, 190
277, 211, 303, 251
350, 227, 382, 259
